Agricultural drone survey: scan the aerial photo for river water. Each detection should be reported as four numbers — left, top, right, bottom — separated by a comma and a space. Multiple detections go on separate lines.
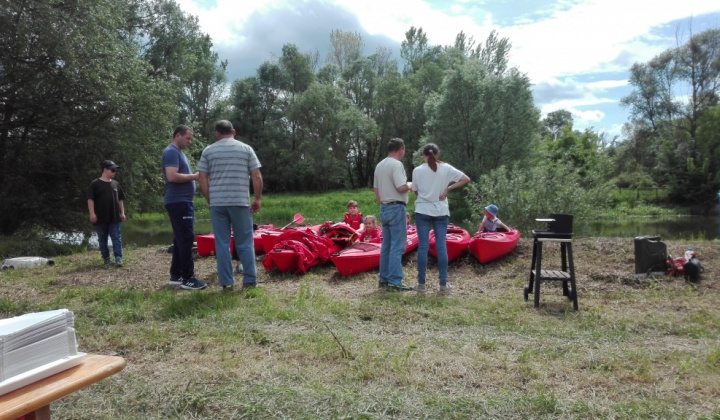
106, 215, 719, 248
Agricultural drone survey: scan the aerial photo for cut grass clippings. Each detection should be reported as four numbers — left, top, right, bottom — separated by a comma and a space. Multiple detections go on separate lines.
0, 238, 718, 419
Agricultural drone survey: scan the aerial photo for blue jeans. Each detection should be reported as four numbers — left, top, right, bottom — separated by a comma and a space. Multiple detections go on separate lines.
416, 213, 449, 286
379, 203, 407, 286
211, 206, 257, 286
96, 222, 122, 260
165, 202, 195, 280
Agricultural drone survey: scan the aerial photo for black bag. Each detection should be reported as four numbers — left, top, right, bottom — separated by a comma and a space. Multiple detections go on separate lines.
683, 257, 703, 282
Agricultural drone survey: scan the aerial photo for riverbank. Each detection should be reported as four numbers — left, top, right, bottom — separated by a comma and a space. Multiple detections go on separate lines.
1, 237, 718, 418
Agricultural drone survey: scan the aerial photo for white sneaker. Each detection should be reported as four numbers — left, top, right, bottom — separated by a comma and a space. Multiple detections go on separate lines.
439, 284, 452, 292
413, 284, 426, 292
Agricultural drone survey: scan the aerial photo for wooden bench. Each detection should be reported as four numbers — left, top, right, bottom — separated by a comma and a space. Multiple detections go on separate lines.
0, 354, 126, 420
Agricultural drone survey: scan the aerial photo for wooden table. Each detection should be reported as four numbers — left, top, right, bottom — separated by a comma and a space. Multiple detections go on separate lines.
0, 354, 126, 420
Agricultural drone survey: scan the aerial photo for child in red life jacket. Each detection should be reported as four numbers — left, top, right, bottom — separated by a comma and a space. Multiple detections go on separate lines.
343, 200, 364, 232
359, 215, 382, 243
406, 212, 412, 229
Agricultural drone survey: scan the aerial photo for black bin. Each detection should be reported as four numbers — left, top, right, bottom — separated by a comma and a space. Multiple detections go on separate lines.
548, 214, 573, 234
634, 236, 667, 274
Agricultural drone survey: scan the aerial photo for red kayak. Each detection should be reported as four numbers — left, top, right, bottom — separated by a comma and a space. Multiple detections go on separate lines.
197, 224, 276, 257
196, 233, 220, 257
469, 229, 520, 263
331, 226, 419, 276
264, 223, 356, 274
429, 224, 470, 262
260, 224, 322, 255
253, 224, 275, 253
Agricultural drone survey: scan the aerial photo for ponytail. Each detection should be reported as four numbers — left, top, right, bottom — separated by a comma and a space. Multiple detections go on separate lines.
422, 143, 441, 172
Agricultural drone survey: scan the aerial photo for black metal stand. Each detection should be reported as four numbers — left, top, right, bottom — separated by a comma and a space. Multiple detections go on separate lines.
524, 231, 578, 310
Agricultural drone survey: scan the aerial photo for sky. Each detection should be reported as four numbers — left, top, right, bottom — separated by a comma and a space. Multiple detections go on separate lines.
175, 0, 720, 139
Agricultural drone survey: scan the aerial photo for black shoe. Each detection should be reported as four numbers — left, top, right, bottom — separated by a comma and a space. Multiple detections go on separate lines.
378, 281, 388, 288
169, 276, 183, 286
386, 283, 413, 292
181, 277, 207, 290
242, 283, 258, 289
222, 285, 234, 292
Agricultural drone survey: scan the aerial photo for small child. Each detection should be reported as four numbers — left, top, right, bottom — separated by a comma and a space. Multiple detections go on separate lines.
406, 212, 412, 229
359, 215, 382, 243
479, 204, 511, 233
343, 200, 364, 232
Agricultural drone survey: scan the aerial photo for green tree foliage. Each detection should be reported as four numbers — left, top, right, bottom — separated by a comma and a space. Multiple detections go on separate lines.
621, 28, 720, 205
0, 0, 227, 236
230, 44, 319, 191
0, 0, 176, 235
540, 125, 607, 179
424, 59, 540, 181
542, 109, 573, 140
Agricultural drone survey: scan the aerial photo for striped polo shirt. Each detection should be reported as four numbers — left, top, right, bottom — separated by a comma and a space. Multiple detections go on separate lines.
197, 137, 261, 207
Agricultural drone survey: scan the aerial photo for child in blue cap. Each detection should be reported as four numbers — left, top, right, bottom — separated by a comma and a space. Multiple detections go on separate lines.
479, 204, 511, 232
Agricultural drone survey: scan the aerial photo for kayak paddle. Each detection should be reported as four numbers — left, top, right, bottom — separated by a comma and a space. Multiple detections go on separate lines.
281, 213, 304, 229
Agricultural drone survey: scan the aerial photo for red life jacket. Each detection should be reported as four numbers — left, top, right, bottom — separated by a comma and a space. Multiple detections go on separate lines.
344, 213, 363, 230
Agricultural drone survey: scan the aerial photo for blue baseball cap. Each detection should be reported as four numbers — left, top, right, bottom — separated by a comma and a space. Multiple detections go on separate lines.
485, 204, 498, 218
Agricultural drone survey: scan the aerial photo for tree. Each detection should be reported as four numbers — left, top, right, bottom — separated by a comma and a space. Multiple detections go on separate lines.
424, 60, 540, 181
620, 27, 720, 203
542, 110, 573, 140
400, 26, 443, 74
0, 0, 177, 235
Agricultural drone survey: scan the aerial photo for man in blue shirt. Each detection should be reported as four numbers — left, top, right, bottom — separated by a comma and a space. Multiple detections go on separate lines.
162, 125, 207, 290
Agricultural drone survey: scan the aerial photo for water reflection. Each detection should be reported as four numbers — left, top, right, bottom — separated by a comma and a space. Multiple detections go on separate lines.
584, 215, 718, 240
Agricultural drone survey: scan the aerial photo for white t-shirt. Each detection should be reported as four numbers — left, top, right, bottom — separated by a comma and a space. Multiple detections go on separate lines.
412, 162, 465, 217
373, 156, 409, 204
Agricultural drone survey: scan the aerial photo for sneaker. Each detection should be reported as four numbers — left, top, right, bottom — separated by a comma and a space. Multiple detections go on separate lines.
169, 276, 183, 286
222, 285, 234, 292
242, 282, 258, 289
386, 283, 413, 292
439, 284, 452, 292
103, 258, 112, 265
413, 284, 426, 292
378, 281, 388, 289
115, 257, 123, 267
235, 264, 244, 274
181, 277, 207, 290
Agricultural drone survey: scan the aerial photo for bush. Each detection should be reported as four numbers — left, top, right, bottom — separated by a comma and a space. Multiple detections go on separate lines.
464, 162, 613, 234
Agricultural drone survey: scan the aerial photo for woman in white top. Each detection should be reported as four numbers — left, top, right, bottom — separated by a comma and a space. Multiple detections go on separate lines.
411, 143, 471, 292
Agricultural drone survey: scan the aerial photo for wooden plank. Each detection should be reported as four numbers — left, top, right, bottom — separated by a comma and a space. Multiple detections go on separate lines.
0, 354, 125, 420
536, 238, 572, 243
532, 269, 571, 280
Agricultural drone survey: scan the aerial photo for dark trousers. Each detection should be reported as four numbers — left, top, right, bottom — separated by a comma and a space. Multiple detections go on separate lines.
165, 201, 195, 280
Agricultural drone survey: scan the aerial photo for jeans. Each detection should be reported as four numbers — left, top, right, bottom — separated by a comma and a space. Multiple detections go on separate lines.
165, 202, 195, 280
379, 203, 407, 286
211, 206, 257, 286
96, 222, 122, 260
416, 213, 449, 286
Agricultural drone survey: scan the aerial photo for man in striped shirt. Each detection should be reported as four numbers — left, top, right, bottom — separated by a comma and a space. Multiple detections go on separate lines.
197, 120, 263, 290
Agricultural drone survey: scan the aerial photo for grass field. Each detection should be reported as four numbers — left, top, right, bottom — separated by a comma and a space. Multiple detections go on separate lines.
1, 237, 719, 419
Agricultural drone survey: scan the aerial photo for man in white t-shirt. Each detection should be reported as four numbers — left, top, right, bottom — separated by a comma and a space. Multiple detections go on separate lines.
373, 138, 413, 291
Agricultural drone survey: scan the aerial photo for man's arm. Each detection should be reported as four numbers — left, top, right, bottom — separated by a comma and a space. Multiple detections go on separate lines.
396, 182, 412, 193
118, 200, 126, 222
165, 166, 198, 183
87, 199, 97, 223
373, 188, 381, 204
198, 171, 210, 203
250, 168, 263, 213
